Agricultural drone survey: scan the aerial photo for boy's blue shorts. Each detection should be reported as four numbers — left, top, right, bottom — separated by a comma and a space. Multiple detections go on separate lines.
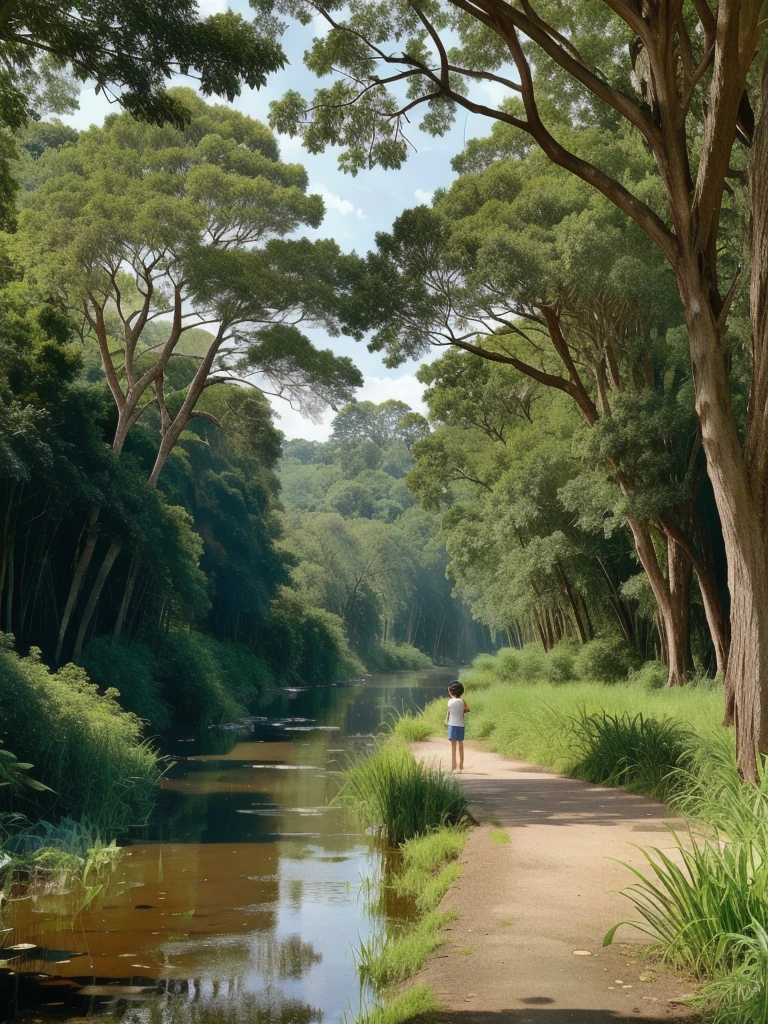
447, 726, 465, 741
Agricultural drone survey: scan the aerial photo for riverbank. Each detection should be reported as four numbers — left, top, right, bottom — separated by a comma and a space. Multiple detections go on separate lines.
408, 738, 698, 1022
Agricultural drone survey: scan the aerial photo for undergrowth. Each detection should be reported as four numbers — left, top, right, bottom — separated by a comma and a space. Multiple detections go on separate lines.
0, 638, 161, 832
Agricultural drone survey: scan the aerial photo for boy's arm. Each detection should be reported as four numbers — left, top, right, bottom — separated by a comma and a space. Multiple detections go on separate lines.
445, 700, 449, 725
463, 700, 471, 713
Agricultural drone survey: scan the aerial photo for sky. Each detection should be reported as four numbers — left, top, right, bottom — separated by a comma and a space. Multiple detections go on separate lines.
61, 0, 511, 440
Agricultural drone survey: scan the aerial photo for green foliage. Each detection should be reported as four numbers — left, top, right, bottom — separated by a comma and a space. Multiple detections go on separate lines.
629, 660, 669, 691
367, 640, 432, 673
280, 401, 496, 669
335, 738, 469, 846
0, 640, 159, 831
574, 634, 636, 683
82, 637, 169, 729
566, 710, 690, 801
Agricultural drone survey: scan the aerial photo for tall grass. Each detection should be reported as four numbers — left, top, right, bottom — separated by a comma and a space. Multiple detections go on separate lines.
335, 739, 469, 845
0, 641, 160, 832
566, 710, 691, 801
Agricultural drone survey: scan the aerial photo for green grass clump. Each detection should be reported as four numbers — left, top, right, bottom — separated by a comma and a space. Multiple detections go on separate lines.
392, 713, 434, 742
354, 985, 439, 1024
391, 827, 467, 913
608, 738, 768, 1023
691, 925, 768, 1024
0, 640, 160, 832
566, 710, 691, 801
356, 910, 457, 987
335, 739, 469, 845
490, 828, 510, 844
606, 830, 768, 976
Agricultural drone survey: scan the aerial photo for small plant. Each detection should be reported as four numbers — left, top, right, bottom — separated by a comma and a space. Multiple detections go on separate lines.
566, 710, 690, 800
490, 828, 510, 844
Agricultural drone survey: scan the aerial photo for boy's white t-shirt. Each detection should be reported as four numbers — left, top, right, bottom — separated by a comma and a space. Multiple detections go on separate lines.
447, 696, 465, 726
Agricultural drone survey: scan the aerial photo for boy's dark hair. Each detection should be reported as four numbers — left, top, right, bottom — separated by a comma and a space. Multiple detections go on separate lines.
448, 681, 464, 697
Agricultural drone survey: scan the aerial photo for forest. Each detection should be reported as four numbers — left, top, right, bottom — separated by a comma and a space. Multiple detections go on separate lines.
4, 1, 768, 1022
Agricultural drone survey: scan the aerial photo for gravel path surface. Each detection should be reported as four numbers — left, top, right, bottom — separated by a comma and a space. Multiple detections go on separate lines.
409, 738, 699, 1024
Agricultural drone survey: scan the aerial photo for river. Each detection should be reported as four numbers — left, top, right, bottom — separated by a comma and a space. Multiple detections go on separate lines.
1, 667, 456, 1022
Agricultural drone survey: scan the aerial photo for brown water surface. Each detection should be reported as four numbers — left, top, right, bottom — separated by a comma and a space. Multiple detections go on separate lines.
1, 668, 455, 1022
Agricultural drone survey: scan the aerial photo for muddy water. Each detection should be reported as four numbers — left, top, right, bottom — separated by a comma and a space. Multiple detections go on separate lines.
1, 668, 455, 1022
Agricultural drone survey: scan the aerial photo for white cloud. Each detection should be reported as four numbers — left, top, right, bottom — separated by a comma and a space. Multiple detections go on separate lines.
310, 184, 366, 219
414, 188, 433, 205
198, 0, 228, 12
271, 374, 426, 441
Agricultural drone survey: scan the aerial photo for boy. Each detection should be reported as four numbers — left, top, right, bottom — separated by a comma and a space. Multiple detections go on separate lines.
445, 680, 470, 772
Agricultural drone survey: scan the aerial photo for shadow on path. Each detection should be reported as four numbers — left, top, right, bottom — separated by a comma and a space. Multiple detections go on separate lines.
412, 1010, 697, 1024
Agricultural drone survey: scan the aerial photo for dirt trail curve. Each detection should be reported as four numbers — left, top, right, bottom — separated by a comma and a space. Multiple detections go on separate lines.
409, 738, 698, 1024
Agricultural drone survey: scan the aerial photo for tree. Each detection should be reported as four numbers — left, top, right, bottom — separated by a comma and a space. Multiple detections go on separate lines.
351, 153, 727, 685
409, 355, 648, 652
12, 93, 363, 661
0, 0, 283, 131
0, 0, 285, 228
267, 0, 768, 774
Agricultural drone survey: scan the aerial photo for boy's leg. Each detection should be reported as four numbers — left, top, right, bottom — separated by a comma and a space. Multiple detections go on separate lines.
458, 740, 464, 771
450, 738, 457, 770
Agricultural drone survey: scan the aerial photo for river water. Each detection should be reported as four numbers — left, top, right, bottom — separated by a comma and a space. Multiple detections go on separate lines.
1, 667, 455, 1022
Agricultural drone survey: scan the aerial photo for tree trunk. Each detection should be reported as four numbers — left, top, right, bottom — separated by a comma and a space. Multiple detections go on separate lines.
112, 556, 139, 645
72, 541, 122, 663
663, 535, 694, 688
626, 518, 692, 686
55, 505, 101, 663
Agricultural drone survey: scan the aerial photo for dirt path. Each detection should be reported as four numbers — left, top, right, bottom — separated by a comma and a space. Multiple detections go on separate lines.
409, 738, 699, 1024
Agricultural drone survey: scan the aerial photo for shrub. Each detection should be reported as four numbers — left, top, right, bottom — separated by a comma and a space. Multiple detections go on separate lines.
543, 641, 578, 683
566, 710, 690, 800
629, 660, 668, 691
517, 642, 548, 681
155, 631, 244, 726
335, 738, 469, 845
367, 640, 432, 673
83, 636, 169, 728
0, 639, 159, 831
204, 638, 274, 707
574, 633, 634, 682
493, 647, 520, 682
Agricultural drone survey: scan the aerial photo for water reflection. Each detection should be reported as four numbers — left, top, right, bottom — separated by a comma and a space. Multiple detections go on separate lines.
1, 667, 455, 1022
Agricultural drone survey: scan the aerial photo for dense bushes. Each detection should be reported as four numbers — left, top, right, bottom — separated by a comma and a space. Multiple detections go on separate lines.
367, 640, 432, 673
84, 631, 276, 728
0, 637, 160, 831
465, 640, 668, 689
